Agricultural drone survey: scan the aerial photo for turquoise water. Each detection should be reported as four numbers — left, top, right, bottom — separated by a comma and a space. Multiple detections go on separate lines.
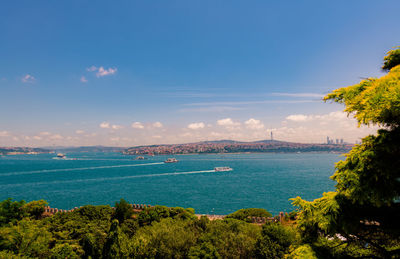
0, 153, 341, 215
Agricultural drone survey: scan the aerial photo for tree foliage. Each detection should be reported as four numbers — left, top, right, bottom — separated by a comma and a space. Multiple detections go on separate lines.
225, 208, 272, 223
22, 200, 48, 220
293, 46, 400, 258
255, 222, 298, 258
382, 47, 400, 71
112, 198, 133, 224
0, 198, 27, 226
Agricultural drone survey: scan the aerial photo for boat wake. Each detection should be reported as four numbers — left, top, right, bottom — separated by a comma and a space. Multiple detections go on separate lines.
1, 162, 165, 177
1, 170, 217, 187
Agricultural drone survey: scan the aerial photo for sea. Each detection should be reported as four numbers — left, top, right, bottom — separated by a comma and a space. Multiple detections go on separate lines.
0, 152, 342, 215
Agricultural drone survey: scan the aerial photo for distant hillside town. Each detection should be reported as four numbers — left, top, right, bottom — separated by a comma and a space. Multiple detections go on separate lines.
0, 138, 353, 156
123, 139, 353, 155
0, 147, 51, 155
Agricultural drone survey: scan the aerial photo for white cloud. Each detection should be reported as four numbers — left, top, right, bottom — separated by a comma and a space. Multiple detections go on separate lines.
0, 131, 9, 137
245, 118, 264, 130
186, 100, 317, 107
39, 131, 51, 136
86, 66, 117, 78
21, 74, 35, 83
153, 122, 163, 128
87, 66, 97, 72
49, 134, 63, 140
111, 124, 123, 130
131, 122, 145, 129
272, 92, 324, 98
80, 76, 88, 83
286, 111, 348, 122
97, 67, 117, 77
286, 114, 310, 122
110, 137, 120, 142
33, 136, 42, 140
100, 122, 110, 129
187, 122, 205, 130
179, 106, 245, 113
217, 118, 240, 127
75, 130, 85, 134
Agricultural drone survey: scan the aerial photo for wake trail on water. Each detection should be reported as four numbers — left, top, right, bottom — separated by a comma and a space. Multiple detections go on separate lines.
1, 170, 217, 187
1, 162, 165, 177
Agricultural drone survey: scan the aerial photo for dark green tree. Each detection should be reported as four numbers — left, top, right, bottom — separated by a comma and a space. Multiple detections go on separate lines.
292, 46, 400, 258
22, 200, 48, 220
0, 198, 27, 226
102, 219, 123, 259
254, 222, 297, 258
226, 208, 272, 223
382, 47, 400, 71
113, 198, 133, 224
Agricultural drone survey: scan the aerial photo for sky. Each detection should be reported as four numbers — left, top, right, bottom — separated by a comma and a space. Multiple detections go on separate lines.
1, 1, 399, 147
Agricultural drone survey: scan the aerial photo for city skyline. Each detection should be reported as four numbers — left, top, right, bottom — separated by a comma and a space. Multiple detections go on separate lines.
1, 1, 398, 147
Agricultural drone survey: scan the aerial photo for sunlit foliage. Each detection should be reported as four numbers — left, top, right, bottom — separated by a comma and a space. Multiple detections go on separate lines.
293, 46, 400, 258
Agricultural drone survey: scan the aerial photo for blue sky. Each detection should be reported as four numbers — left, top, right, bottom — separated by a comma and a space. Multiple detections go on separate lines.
0, 1, 399, 146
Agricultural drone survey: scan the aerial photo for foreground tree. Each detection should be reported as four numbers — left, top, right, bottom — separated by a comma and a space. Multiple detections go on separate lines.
292, 47, 400, 258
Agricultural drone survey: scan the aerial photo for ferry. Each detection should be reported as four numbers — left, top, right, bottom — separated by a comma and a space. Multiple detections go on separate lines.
214, 167, 233, 172
164, 158, 178, 163
54, 153, 66, 159
135, 156, 147, 160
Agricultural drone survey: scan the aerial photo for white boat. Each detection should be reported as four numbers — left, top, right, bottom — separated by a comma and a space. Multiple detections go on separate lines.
214, 167, 233, 172
53, 153, 66, 159
135, 156, 147, 160
57, 153, 66, 159
164, 158, 178, 163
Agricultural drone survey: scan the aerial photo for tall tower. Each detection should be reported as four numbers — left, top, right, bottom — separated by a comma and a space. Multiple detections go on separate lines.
271, 131, 273, 141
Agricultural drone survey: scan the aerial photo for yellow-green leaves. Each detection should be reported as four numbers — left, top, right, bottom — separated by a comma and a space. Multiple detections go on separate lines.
324, 65, 400, 127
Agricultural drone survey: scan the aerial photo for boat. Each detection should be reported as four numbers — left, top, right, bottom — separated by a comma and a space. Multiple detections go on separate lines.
135, 156, 147, 160
164, 158, 178, 163
214, 167, 233, 172
54, 153, 66, 159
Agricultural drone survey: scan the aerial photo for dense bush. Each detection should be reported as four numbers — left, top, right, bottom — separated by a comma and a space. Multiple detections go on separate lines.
225, 208, 272, 223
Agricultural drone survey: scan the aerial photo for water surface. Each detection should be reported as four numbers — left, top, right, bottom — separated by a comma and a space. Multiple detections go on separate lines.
0, 152, 341, 215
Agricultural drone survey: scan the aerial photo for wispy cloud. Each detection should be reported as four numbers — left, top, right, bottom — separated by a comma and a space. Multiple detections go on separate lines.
179, 106, 245, 113
100, 122, 110, 129
271, 92, 324, 98
152, 122, 163, 128
185, 100, 317, 107
99, 122, 123, 130
0, 131, 10, 137
217, 118, 241, 127
245, 118, 264, 130
131, 122, 145, 129
111, 124, 123, 130
49, 134, 63, 140
80, 76, 88, 83
286, 111, 348, 122
21, 74, 35, 83
187, 122, 205, 130
87, 66, 117, 77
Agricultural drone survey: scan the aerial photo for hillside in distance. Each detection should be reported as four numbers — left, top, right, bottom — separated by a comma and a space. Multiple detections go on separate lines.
123, 139, 353, 155
48, 146, 125, 153
0, 147, 51, 155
